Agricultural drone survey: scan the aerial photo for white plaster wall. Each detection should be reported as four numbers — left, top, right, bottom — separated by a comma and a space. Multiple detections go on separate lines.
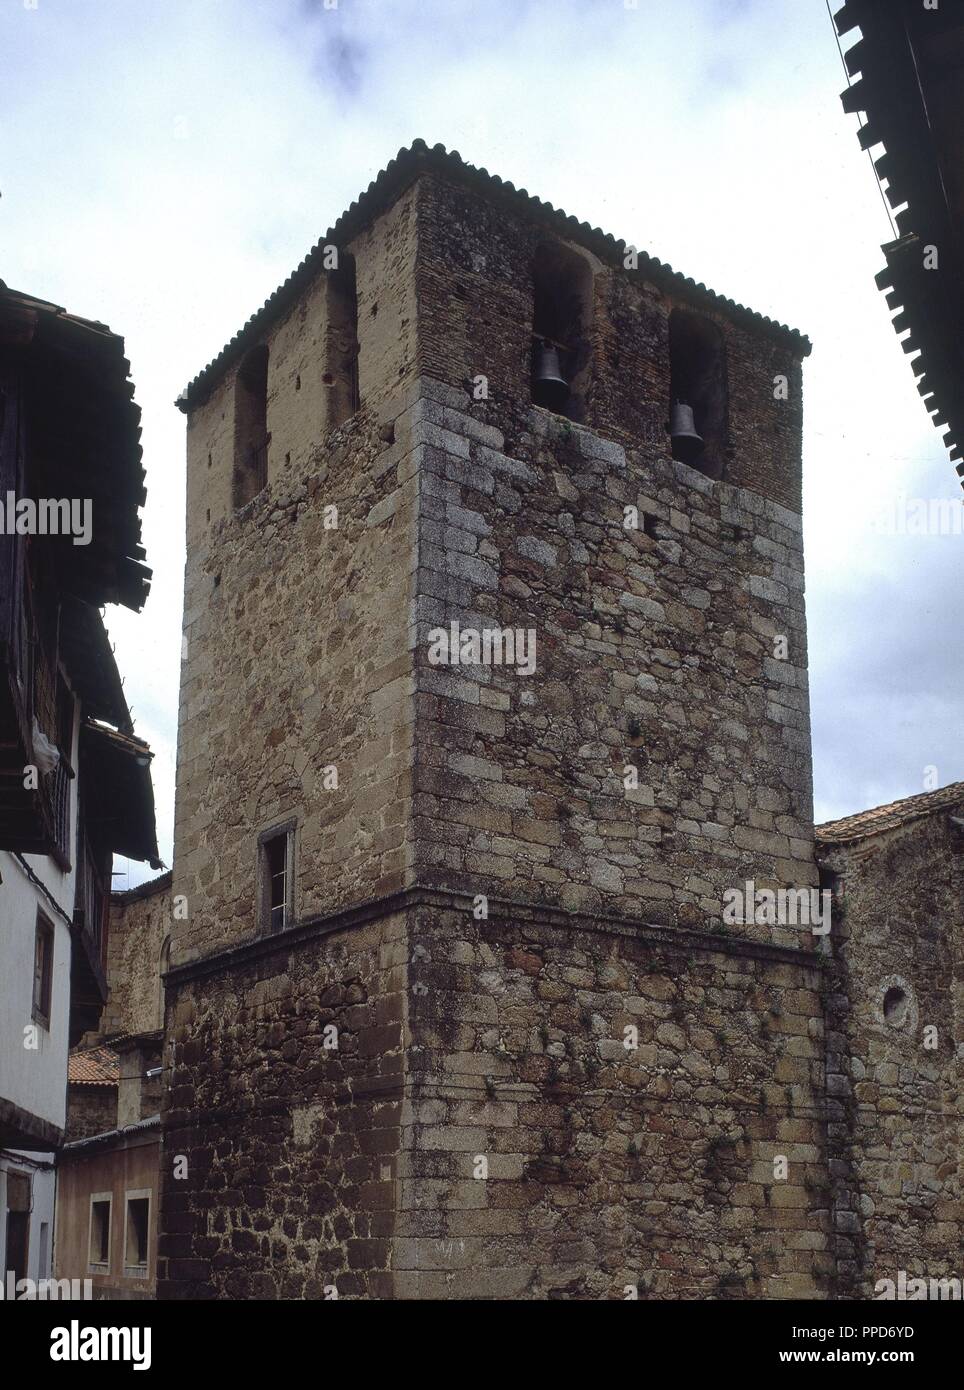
0, 1155, 56, 1283
0, 698, 79, 1134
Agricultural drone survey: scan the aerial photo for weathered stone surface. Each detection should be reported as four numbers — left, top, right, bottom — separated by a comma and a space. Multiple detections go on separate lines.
160, 158, 959, 1301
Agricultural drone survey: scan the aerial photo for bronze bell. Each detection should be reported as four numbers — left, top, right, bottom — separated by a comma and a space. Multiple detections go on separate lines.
532, 339, 569, 411
670, 400, 703, 462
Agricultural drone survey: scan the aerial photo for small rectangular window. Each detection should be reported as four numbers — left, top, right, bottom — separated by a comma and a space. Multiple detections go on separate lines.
260, 824, 294, 933
89, 1196, 111, 1270
32, 912, 54, 1028
125, 1195, 150, 1273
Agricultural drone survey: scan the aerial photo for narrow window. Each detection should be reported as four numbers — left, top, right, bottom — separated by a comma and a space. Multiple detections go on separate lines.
38, 1221, 49, 1280
32, 911, 54, 1029
260, 824, 294, 933
88, 1196, 111, 1271
125, 1195, 150, 1273
531, 241, 594, 422
326, 252, 360, 427
233, 344, 269, 508
668, 309, 727, 478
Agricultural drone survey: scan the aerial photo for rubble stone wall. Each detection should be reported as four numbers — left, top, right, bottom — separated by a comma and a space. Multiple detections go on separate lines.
400, 897, 829, 1300
818, 805, 964, 1296
408, 384, 817, 948
158, 905, 408, 1300
101, 872, 173, 1039
163, 166, 954, 1302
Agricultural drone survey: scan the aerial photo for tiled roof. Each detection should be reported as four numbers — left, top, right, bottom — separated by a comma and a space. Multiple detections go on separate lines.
816, 781, 964, 846
62, 1114, 161, 1154
68, 1045, 119, 1087
177, 139, 811, 411
833, 0, 964, 488
111, 869, 172, 904
0, 281, 152, 610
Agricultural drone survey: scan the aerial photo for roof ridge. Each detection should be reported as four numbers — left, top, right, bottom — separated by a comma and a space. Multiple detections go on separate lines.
177, 138, 811, 411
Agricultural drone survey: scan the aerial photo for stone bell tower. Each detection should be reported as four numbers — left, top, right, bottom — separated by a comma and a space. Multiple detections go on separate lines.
161, 141, 828, 1300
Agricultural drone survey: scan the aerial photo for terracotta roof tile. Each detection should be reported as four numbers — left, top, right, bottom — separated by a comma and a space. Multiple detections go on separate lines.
68, 1045, 119, 1087
815, 781, 964, 846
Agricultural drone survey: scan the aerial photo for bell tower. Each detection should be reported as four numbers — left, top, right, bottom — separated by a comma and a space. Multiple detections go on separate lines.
162, 142, 828, 1301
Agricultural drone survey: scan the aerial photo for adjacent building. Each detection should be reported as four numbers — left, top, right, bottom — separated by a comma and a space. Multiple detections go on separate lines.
53, 871, 170, 1299
816, 782, 964, 1295
0, 281, 158, 1292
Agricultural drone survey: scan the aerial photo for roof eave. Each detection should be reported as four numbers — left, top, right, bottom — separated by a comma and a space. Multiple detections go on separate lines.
177, 139, 811, 414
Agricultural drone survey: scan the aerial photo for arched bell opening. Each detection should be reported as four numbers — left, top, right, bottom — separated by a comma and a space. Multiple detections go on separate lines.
668, 309, 727, 478
530, 241, 594, 423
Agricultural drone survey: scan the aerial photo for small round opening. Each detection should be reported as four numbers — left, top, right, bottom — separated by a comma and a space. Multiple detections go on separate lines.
882, 986, 907, 1026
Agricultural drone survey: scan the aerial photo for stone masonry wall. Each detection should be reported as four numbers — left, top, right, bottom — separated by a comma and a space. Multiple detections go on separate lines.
175, 166, 812, 963
818, 805, 964, 1296
408, 384, 817, 949
174, 185, 422, 965
413, 172, 804, 514
174, 409, 415, 964
159, 891, 831, 1300
98, 872, 173, 1040
174, 404, 429, 965
65, 1085, 118, 1142
164, 164, 832, 1300
400, 897, 829, 1300
158, 906, 408, 1300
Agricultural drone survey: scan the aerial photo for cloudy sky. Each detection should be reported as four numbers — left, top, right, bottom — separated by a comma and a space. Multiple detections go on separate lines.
2, 0, 961, 885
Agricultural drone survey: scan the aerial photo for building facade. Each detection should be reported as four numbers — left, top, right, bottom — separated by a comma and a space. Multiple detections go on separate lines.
816, 784, 964, 1298
53, 872, 170, 1299
160, 141, 960, 1299
0, 282, 157, 1294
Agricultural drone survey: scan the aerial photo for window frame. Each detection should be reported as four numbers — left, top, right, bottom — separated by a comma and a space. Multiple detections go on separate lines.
32, 910, 55, 1030
88, 1193, 112, 1273
123, 1189, 151, 1278
258, 820, 296, 934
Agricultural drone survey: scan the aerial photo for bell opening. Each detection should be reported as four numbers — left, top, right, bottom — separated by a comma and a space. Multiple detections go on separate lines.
668, 309, 727, 478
